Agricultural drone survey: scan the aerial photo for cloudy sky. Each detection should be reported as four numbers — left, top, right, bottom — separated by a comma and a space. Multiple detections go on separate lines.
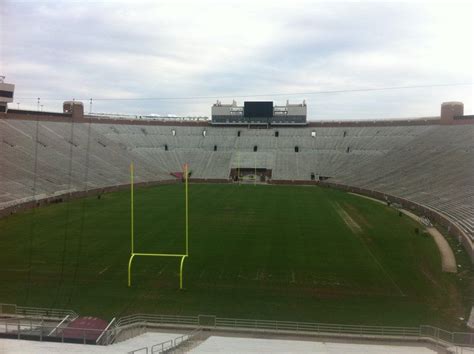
1, 0, 473, 120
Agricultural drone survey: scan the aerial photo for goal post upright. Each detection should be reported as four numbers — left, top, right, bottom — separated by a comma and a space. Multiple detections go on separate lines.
185, 163, 189, 256
130, 162, 134, 255
128, 161, 135, 287
127, 254, 135, 287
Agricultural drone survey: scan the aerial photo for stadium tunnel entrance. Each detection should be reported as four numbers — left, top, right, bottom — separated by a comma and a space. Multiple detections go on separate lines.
230, 168, 272, 183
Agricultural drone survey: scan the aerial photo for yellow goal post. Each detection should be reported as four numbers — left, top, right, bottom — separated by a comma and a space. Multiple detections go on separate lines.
127, 162, 189, 289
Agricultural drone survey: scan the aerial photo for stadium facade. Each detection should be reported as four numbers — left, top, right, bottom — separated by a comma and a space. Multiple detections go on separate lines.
1, 85, 474, 352
0, 93, 473, 265
0, 76, 15, 113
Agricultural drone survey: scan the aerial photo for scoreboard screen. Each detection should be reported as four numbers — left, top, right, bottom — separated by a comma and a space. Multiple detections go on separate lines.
244, 101, 273, 118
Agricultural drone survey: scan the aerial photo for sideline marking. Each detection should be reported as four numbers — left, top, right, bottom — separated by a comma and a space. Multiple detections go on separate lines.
332, 202, 405, 297
333, 202, 362, 234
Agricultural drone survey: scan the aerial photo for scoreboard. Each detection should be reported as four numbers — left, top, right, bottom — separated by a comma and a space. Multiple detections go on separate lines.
244, 101, 273, 118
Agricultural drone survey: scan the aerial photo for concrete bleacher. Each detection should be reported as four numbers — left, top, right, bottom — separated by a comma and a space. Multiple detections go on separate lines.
1, 117, 472, 244
332, 125, 474, 238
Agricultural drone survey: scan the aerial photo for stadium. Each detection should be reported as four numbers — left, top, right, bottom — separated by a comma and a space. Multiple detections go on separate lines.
0, 77, 473, 352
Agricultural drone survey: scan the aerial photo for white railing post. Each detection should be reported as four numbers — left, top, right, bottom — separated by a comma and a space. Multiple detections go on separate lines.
48, 314, 69, 336
96, 317, 116, 345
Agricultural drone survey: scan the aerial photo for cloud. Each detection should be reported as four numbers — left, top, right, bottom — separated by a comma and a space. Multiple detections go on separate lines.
1, 0, 472, 119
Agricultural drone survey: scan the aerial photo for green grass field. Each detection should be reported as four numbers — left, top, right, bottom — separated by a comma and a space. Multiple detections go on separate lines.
0, 184, 468, 328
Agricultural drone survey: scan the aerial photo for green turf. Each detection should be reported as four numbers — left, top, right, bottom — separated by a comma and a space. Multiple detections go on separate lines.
0, 184, 468, 328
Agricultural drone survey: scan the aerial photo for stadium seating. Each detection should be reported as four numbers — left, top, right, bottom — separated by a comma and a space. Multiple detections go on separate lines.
1, 118, 472, 244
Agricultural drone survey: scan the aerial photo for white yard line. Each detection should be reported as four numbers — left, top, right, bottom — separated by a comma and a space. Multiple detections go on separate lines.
333, 202, 362, 234
332, 201, 405, 297
98, 265, 110, 275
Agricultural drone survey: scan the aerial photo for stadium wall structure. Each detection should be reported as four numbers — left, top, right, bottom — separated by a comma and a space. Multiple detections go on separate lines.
185, 178, 230, 184
0, 179, 178, 219
1, 104, 473, 262
267, 180, 319, 185
0, 177, 232, 219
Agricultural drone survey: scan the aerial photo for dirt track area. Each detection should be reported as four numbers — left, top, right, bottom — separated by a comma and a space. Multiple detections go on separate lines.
349, 192, 457, 273
426, 227, 457, 273
395, 210, 457, 273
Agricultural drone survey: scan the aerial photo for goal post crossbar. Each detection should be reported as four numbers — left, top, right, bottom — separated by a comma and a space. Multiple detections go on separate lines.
127, 162, 190, 289
133, 253, 186, 258
127, 253, 188, 289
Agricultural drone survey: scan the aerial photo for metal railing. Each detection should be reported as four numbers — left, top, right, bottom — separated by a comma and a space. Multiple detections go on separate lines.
127, 328, 203, 354
149, 328, 202, 354
0, 318, 105, 345
420, 326, 474, 347
116, 314, 199, 328
47, 314, 70, 336
215, 317, 421, 337
114, 314, 474, 348
128, 346, 149, 354
0, 303, 78, 320
96, 317, 115, 345
2, 308, 474, 349
16, 305, 78, 320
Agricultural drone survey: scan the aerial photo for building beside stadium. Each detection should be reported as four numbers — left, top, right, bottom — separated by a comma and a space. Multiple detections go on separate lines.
0, 76, 15, 113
